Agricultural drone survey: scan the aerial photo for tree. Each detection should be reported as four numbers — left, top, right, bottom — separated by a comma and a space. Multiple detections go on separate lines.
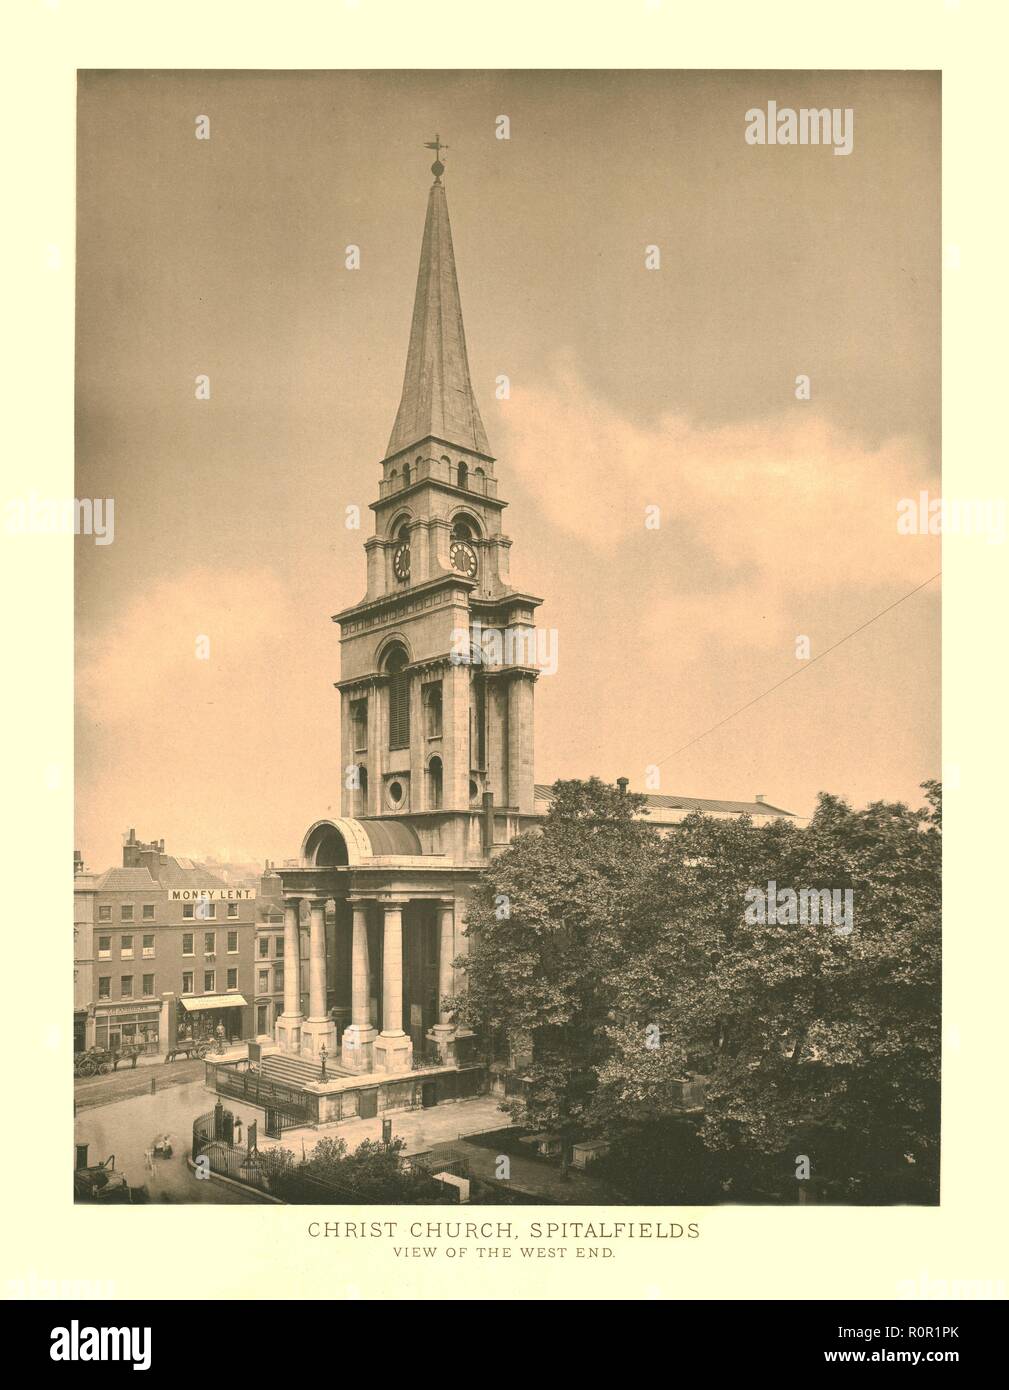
463, 777, 941, 1203
457, 778, 659, 1166
592, 782, 941, 1202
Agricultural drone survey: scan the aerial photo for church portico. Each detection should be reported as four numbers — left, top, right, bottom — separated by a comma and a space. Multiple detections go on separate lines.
272, 819, 473, 1080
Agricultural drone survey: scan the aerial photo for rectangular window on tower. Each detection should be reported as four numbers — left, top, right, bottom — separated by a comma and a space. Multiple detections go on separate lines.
423, 681, 443, 738
351, 699, 368, 753
388, 671, 410, 750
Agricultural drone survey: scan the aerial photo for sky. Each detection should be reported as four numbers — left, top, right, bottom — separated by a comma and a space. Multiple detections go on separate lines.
75, 69, 940, 872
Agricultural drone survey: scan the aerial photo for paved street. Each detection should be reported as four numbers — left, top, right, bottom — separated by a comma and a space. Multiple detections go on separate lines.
74, 1057, 207, 1113
74, 1078, 267, 1203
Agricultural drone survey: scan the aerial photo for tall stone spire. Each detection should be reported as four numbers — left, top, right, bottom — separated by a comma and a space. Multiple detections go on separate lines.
386, 148, 490, 460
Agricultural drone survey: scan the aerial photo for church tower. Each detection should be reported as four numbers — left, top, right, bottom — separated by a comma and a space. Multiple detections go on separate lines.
334, 148, 542, 861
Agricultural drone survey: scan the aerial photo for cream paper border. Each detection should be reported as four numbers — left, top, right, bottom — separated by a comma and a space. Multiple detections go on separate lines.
1, 0, 1006, 1301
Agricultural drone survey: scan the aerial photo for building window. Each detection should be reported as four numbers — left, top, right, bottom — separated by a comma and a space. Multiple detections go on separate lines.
98, 976, 111, 999
258, 969, 269, 993
204, 932, 216, 955
204, 971, 215, 993
227, 930, 238, 953
227, 968, 238, 990
457, 460, 469, 489
120, 975, 133, 999
183, 903, 194, 919
120, 934, 133, 959
98, 904, 112, 922
258, 937, 270, 957
227, 902, 239, 918
275, 968, 284, 992
351, 698, 368, 753
142, 974, 155, 997
142, 903, 155, 920
120, 904, 133, 922
182, 971, 194, 994
182, 932, 194, 956
385, 644, 410, 750
427, 755, 443, 810
199, 902, 217, 920
423, 681, 443, 738
142, 934, 155, 958
98, 935, 111, 960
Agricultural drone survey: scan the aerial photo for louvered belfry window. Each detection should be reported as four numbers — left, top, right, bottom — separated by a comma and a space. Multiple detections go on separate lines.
386, 646, 410, 750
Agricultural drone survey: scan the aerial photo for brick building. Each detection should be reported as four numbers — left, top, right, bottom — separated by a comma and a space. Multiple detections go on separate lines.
73, 831, 258, 1056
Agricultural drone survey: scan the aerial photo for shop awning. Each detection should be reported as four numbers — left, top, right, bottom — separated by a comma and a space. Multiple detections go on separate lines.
181, 994, 248, 1011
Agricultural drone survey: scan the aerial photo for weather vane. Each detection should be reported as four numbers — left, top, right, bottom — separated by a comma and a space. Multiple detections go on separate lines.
424, 133, 449, 180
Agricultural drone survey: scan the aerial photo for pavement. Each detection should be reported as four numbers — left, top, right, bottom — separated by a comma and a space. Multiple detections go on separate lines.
259, 1095, 511, 1160
260, 1097, 615, 1203
74, 1078, 267, 1203
74, 1057, 208, 1113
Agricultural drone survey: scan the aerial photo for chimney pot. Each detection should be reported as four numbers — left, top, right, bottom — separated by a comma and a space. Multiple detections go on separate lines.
617, 777, 629, 796
755, 794, 765, 803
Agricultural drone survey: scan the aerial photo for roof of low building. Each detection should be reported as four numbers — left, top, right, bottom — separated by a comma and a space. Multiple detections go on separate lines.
90, 858, 232, 892
533, 785, 794, 819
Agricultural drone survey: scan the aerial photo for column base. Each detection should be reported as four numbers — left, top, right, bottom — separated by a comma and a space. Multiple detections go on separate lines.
275, 1013, 304, 1053
341, 1023, 377, 1073
427, 1024, 457, 1065
301, 1017, 337, 1058
373, 1030, 413, 1074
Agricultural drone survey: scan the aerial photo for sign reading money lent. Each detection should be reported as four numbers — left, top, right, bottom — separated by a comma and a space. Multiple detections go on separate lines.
167, 887, 257, 901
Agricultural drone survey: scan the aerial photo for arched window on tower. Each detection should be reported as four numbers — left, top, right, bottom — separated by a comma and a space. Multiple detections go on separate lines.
452, 518, 475, 541
402, 461, 411, 487
427, 756, 443, 810
384, 644, 410, 750
457, 460, 469, 490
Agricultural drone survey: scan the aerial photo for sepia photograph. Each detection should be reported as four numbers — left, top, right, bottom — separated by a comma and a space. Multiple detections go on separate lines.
69, 68, 944, 1212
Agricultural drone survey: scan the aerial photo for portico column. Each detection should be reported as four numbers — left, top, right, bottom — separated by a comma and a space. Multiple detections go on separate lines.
341, 899, 377, 1072
301, 899, 337, 1059
373, 898, 412, 1074
428, 899, 458, 1063
276, 897, 304, 1053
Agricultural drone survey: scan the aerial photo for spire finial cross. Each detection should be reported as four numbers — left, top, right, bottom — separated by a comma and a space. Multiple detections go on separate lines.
424, 134, 449, 181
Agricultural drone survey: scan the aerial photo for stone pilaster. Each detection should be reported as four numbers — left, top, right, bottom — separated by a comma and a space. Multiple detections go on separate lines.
302, 898, 337, 1057
276, 897, 303, 1053
427, 899, 458, 1063
341, 899, 377, 1072
373, 898, 412, 1073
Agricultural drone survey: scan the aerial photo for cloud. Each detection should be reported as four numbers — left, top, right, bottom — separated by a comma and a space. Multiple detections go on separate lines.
502, 360, 940, 664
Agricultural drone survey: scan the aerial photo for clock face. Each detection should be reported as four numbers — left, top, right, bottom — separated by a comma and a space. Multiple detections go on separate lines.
393, 542, 410, 581
450, 539, 478, 579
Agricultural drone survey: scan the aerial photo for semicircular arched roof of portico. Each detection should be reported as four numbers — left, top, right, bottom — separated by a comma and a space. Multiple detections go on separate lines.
300, 817, 423, 867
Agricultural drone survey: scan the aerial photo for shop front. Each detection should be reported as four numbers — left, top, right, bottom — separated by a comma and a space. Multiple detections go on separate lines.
180, 994, 250, 1044
94, 1001, 162, 1055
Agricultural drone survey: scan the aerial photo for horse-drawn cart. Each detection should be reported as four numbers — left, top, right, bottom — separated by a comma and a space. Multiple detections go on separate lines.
164, 1038, 210, 1063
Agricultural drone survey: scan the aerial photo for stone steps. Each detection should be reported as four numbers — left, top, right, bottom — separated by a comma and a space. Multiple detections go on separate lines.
261, 1052, 348, 1088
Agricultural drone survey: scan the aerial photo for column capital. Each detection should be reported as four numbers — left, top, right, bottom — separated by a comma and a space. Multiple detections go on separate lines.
307, 896, 329, 910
